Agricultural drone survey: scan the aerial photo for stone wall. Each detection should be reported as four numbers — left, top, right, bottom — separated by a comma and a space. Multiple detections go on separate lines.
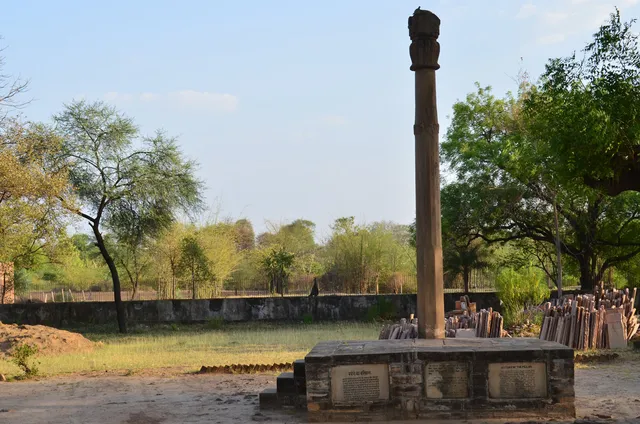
0, 292, 501, 326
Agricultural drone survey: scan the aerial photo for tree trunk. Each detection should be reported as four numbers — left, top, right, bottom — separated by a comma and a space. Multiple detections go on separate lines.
131, 275, 139, 301
121, 262, 138, 301
1, 272, 6, 305
171, 262, 176, 299
192, 264, 196, 299
131, 256, 139, 301
553, 199, 563, 298
578, 257, 596, 292
463, 268, 470, 293
93, 226, 127, 333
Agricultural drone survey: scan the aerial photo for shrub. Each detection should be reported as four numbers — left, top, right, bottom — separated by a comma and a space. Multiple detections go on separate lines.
496, 266, 550, 326
205, 317, 224, 330
10, 343, 40, 378
302, 313, 313, 325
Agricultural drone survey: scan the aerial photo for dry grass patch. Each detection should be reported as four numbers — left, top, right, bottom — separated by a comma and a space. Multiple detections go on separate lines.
0, 321, 380, 378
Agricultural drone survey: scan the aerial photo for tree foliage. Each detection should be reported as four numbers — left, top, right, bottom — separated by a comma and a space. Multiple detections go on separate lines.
262, 246, 295, 295
54, 100, 204, 332
0, 119, 70, 270
442, 80, 640, 290
178, 235, 212, 299
524, 9, 640, 195
324, 217, 415, 293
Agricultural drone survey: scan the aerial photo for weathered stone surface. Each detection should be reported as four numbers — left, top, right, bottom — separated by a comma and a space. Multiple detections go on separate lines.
606, 311, 627, 348
488, 362, 547, 399
425, 361, 469, 399
258, 388, 279, 409
330, 364, 389, 403
0, 292, 504, 326
276, 372, 296, 394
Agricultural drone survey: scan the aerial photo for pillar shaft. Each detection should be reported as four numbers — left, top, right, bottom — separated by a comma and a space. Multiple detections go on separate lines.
409, 9, 445, 339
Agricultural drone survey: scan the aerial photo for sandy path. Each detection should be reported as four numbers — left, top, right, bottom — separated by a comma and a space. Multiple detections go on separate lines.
0, 363, 639, 424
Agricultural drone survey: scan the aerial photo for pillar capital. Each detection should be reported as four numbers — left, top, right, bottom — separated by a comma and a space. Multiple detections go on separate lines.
408, 8, 440, 71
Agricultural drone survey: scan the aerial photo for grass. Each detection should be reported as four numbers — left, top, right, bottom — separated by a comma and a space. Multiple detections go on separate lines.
0, 321, 381, 378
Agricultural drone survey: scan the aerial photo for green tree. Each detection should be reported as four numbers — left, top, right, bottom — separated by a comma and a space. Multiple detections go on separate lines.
262, 246, 295, 296
178, 235, 211, 299
54, 100, 203, 332
0, 120, 70, 272
439, 184, 492, 291
442, 84, 640, 291
197, 221, 242, 296
523, 9, 640, 195
149, 223, 188, 298
109, 234, 153, 301
257, 219, 323, 288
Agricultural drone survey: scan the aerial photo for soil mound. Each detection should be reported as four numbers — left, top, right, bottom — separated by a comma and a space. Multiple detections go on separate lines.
0, 322, 95, 357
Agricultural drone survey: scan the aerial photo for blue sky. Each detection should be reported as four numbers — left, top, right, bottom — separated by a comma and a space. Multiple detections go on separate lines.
1, 0, 639, 240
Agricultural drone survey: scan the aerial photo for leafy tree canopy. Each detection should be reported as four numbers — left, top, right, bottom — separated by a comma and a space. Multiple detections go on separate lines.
524, 9, 640, 195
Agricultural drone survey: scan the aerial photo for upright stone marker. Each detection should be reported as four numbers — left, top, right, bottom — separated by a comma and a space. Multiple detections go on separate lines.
409, 8, 445, 339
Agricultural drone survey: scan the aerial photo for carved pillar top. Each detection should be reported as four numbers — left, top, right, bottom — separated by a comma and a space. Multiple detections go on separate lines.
408, 8, 440, 71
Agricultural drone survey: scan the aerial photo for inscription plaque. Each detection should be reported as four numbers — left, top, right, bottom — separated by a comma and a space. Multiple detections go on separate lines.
425, 361, 469, 399
488, 362, 547, 399
330, 364, 389, 403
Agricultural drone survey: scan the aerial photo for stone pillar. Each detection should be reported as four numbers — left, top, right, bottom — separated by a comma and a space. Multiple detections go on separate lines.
409, 9, 444, 339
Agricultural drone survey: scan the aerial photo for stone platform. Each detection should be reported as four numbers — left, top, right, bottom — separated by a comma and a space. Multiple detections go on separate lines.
303, 338, 575, 422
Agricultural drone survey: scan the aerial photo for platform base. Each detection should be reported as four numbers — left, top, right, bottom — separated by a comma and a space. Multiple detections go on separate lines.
304, 338, 575, 422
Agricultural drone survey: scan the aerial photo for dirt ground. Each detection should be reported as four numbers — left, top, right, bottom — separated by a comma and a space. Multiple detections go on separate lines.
0, 363, 639, 424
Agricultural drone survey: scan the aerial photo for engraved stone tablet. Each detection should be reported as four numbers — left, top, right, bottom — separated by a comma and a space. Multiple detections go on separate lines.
425, 361, 469, 398
330, 364, 389, 402
488, 362, 547, 399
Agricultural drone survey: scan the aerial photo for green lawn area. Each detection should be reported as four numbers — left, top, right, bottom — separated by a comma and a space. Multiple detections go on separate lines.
0, 321, 381, 378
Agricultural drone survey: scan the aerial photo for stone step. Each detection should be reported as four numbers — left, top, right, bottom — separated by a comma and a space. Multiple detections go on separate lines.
277, 371, 306, 395
277, 372, 296, 393
278, 393, 307, 409
258, 388, 279, 409
259, 387, 307, 410
293, 359, 306, 379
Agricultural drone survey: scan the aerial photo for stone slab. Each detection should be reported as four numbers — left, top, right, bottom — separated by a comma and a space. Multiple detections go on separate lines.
488, 362, 547, 399
306, 338, 572, 361
455, 328, 476, 338
330, 364, 389, 403
425, 361, 469, 399
606, 312, 627, 348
